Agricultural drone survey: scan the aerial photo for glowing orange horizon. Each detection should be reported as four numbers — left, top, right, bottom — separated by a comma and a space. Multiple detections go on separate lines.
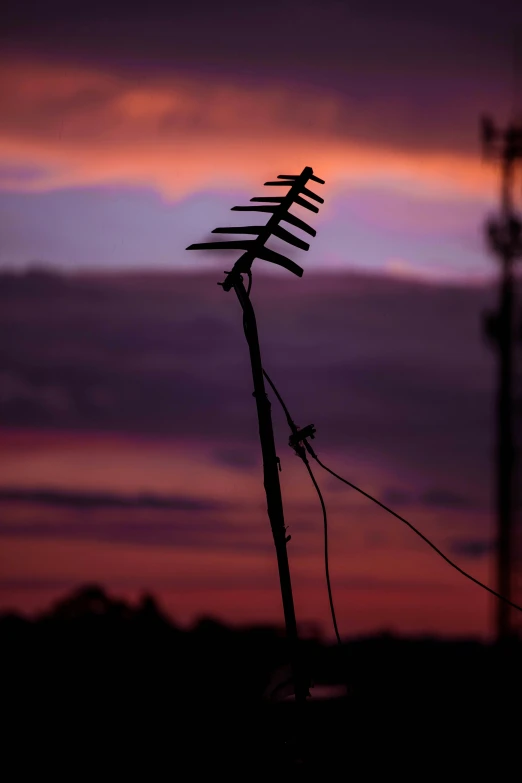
0, 427, 494, 638
0, 59, 497, 202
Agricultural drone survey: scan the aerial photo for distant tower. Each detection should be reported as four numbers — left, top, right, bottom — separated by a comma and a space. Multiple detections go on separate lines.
481, 116, 522, 641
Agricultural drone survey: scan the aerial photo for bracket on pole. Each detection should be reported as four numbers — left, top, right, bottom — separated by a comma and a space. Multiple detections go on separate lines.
288, 424, 316, 456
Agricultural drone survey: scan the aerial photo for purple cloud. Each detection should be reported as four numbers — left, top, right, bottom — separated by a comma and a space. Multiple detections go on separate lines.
0, 268, 505, 513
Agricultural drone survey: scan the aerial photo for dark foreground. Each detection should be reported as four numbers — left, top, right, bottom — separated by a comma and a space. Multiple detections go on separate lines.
2, 587, 521, 779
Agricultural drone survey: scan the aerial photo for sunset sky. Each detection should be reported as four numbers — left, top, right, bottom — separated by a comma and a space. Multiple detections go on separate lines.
2, 0, 522, 278
1, 0, 522, 638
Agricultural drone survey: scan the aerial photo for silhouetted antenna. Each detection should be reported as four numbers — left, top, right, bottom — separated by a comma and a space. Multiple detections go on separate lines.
187, 166, 324, 760
187, 166, 324, 290
481, 115, 522, 642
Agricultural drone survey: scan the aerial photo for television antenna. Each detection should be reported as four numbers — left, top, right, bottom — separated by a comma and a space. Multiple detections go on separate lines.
187, 166, 325, 754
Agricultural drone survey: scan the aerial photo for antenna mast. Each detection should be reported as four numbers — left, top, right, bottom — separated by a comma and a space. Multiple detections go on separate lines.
187, 166, 325, 748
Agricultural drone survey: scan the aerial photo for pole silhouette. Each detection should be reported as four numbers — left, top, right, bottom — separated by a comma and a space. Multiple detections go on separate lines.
481, 117, 522, 641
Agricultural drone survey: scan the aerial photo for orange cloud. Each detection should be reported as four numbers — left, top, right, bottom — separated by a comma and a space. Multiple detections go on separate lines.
0, 59, 496, 202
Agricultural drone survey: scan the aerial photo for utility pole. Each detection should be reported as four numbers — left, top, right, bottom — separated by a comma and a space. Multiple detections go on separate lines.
481, 117, 522, 642
186, 166, 325, 756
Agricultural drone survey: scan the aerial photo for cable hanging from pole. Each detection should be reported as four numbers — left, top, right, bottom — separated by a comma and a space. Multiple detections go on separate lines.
262, 368, 522, 617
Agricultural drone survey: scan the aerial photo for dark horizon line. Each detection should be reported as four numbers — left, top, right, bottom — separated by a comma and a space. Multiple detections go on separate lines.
0, 581, 504, 646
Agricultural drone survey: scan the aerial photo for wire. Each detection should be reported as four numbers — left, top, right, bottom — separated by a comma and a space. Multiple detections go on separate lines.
263, 368, 342, 644
303, 457, 342, 646
242, 272, 522, 629
313, 455, 522, 615
263, 367, 296, 433
241, 273, 252, 343
262, 369, 522, 618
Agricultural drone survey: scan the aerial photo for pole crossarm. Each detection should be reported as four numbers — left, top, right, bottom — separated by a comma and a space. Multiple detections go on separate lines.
186, 166, 324, 290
